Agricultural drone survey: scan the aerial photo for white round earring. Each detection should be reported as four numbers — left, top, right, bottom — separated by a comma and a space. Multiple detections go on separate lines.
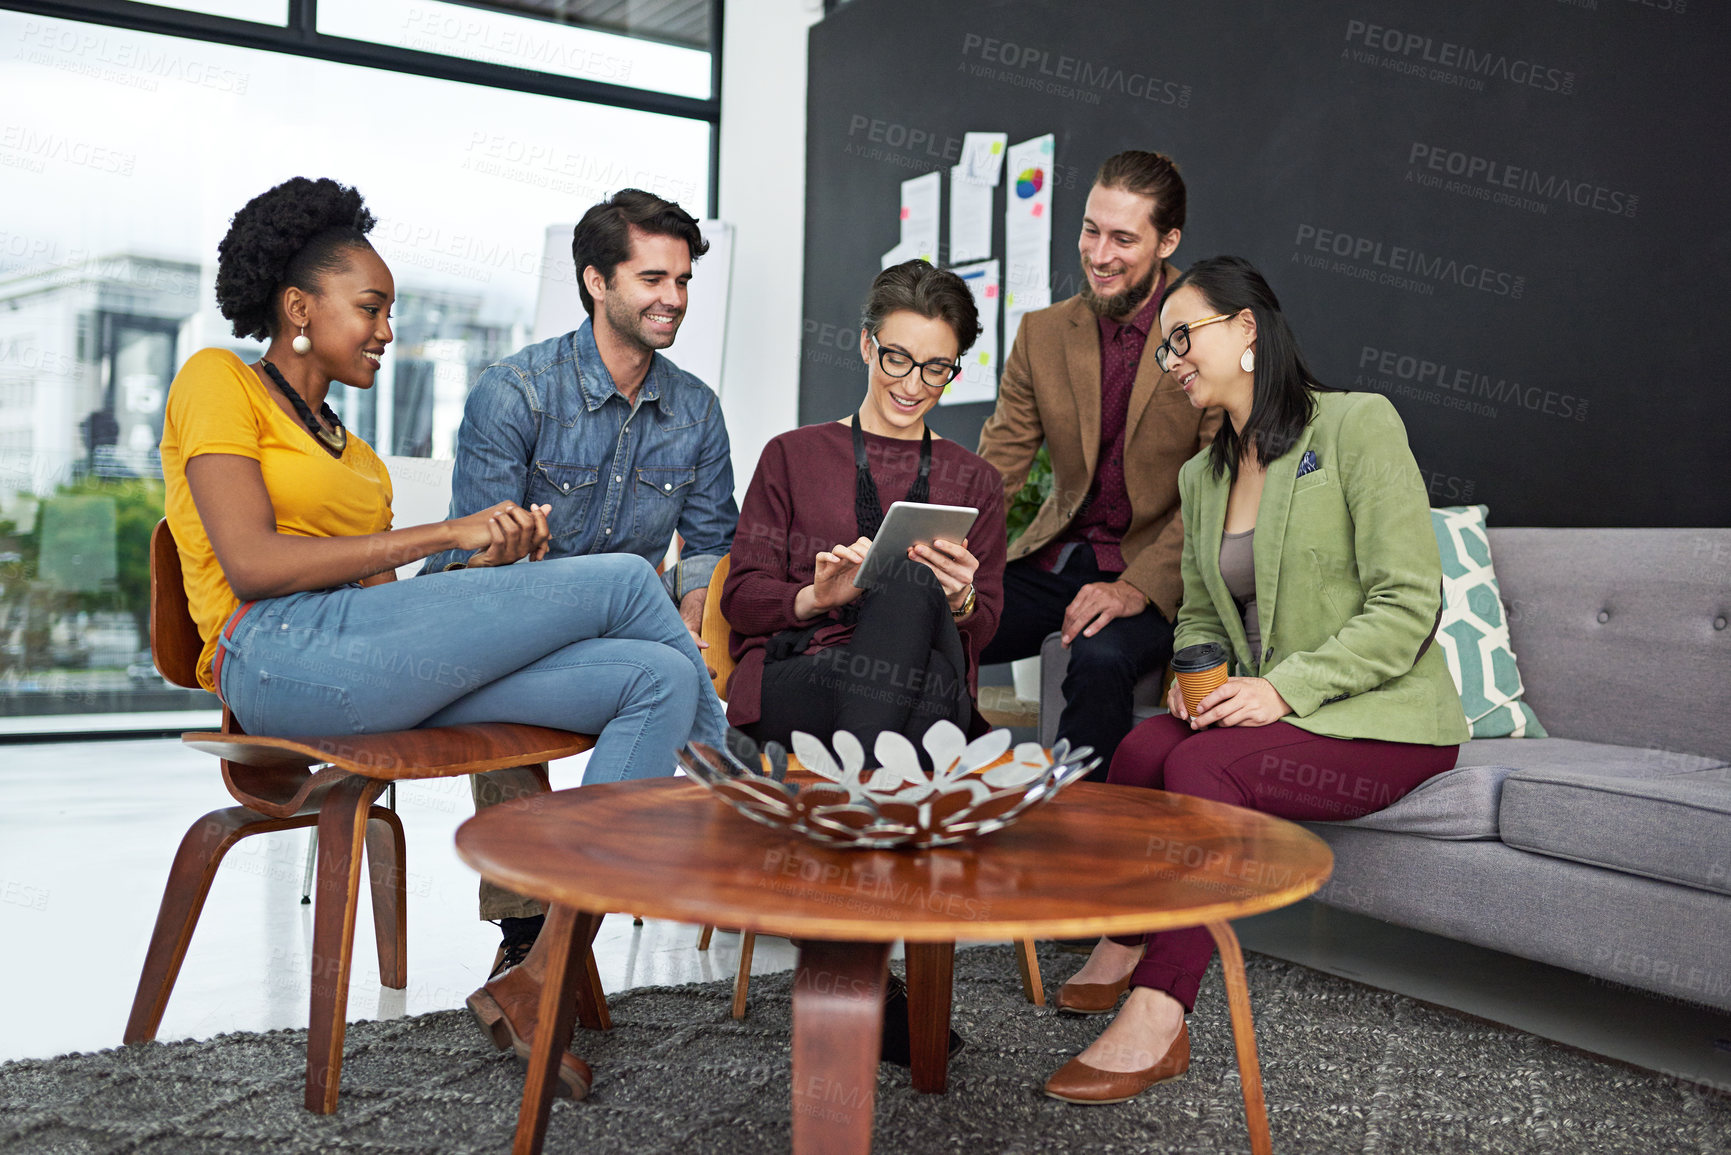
1240, 347, 1256, 373
291, 326, 312, 355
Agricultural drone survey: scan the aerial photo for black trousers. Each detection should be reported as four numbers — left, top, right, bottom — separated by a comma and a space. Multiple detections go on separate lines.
979, 547, 1175, 776
743, 568, 969, 752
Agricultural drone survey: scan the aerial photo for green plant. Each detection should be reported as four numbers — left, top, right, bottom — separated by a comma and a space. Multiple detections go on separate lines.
1004, 446, 1052, 546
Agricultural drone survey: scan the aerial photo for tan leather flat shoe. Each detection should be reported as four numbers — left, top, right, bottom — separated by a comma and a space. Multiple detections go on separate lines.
1054, 970, 1136, 1014
467, 968, 592, 1099
1043, 1020, 1190, 1104
1054, 944, 1144, 1014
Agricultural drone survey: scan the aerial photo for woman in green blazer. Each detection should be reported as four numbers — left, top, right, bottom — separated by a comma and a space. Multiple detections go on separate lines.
1044, 256, 1468, 1105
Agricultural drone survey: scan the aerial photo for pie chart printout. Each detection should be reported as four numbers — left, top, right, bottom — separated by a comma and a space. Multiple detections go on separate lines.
1015, 167, 1044, 199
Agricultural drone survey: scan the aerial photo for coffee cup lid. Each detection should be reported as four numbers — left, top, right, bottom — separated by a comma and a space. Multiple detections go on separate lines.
1170, 642, 1229, 672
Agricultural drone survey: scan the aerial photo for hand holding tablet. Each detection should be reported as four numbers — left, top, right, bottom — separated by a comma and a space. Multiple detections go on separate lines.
853, 501, 981, 590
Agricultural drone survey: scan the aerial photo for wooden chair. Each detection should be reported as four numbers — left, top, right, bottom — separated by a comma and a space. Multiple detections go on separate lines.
125, 520, 608, 1114
691, 555, 1045, 1015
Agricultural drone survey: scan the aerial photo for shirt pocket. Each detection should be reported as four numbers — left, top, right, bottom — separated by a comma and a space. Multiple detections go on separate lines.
530, 461, 599, 536
632, 465, 697, 545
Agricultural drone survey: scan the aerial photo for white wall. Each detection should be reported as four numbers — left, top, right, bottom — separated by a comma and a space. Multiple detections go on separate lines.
715, 0, 823, 492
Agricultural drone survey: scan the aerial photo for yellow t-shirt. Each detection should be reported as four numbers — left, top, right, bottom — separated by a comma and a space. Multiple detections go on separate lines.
160, 348, 393, 692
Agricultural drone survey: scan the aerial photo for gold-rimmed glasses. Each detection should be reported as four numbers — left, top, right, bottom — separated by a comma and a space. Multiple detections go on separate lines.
1152, 312, 1235, 372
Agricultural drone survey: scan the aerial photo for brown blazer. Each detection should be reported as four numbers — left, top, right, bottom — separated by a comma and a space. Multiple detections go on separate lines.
976, 267, 1223, 620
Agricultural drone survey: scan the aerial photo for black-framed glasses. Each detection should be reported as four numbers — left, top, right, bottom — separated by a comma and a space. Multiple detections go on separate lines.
871, 335, 962, 388
1152, 312, 1235, 372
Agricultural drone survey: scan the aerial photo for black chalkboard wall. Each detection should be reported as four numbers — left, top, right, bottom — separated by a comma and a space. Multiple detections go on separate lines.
799, 0, 1728, 527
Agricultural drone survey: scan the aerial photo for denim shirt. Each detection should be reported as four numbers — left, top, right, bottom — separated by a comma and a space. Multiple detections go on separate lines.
422, 320, 737, 600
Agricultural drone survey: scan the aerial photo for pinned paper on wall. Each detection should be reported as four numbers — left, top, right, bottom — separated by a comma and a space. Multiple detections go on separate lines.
960, 132, 1008, 186
948, 167, 993, 263
1003, 134, 1055, 354
898, 170, 941, 264
943, 259, 1000, 406
1004, 285, 1051, 360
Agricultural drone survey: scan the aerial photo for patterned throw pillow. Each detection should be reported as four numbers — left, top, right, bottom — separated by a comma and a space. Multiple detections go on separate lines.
1430, 505, 1547, 738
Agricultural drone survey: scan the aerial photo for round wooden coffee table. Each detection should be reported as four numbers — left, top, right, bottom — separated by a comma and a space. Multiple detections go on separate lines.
456, 778, 1332, 1155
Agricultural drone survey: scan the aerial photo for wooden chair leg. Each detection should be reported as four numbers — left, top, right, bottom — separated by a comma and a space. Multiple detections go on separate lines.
574, 919, 612, 1034
697, 924, 714, 950
125, 806, 319, 1044
305, 776, 385, 1115
1015, 938, 1045, 1005
730, 931, 757, 1019
364, 806, 408, 990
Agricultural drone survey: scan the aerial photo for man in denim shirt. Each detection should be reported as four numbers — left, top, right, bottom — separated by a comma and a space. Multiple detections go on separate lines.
426, 189, 736, 619
429, 190, 738, 994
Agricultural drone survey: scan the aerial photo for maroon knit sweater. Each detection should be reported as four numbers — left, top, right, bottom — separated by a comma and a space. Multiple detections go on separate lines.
721, 421, 1007, 727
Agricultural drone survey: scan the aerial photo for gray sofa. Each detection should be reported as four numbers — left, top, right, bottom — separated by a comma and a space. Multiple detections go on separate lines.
1039, 527, 1731, 1012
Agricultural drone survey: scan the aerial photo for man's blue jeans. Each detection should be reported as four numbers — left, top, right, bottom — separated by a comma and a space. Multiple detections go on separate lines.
217, 553, 726, 785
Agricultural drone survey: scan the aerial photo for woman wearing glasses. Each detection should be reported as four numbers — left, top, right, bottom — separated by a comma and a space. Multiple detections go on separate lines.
1044, 256, 1466, 1104
722, 259, 1006, 756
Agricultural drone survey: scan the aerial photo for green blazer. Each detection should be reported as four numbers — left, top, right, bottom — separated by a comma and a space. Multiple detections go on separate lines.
1175, 391, 1469, 746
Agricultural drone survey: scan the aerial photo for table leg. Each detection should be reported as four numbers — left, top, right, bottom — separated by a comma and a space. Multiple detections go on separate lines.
791, 940, 891, 1155
512, 906, 602, 1155
1205, 920, 1271, 1155
904, 942, 954, 1094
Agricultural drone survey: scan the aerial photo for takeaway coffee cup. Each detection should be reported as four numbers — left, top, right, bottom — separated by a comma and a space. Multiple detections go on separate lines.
1170, 642, 1230, 720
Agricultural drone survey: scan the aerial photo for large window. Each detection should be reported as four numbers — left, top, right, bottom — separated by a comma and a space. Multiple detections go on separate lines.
0, 4, 714, 725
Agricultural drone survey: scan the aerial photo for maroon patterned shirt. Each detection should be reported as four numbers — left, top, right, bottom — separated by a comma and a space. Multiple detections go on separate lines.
1036, 274, 1166, 574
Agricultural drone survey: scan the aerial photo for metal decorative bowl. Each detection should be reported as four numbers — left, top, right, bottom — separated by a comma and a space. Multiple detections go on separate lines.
677, 721, 1100, 850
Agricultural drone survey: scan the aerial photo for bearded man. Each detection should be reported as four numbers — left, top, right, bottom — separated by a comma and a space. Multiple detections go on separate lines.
977, 151, 1221, 773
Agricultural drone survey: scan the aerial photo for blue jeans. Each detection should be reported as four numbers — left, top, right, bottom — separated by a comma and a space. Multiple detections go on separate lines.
217, 553, 726, 784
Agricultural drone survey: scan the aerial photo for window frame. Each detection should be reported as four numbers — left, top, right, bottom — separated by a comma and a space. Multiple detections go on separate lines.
4, 0, 725, 209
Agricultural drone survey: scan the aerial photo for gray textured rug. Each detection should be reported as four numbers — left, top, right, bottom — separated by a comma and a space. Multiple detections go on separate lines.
3, 946, 1726, 1154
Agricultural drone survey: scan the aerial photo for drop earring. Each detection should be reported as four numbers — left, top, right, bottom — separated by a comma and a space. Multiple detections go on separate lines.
1240, 347, 1256, 373
292, 326, 312, 355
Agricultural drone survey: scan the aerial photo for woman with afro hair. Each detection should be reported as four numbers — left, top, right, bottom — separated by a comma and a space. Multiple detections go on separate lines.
161, 177, 726, 1099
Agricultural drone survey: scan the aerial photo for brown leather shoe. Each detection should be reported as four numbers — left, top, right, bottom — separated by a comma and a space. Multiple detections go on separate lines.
1043, 1020, 1190, 1104
1054, 970, 1136, 1014
467, 967, 592, 1099
1055, 942, 1144, 1014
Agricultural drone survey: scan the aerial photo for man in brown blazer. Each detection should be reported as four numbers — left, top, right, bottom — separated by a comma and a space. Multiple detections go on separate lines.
978, 151, 1221, 772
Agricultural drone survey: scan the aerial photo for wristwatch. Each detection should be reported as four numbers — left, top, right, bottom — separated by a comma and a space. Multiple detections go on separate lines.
950, 583, 977, 620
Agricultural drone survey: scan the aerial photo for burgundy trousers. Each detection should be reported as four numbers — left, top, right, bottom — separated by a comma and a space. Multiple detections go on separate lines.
1105, 713, 1458, 1011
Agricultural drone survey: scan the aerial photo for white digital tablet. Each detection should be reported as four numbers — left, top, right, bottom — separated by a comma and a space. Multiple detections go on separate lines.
852, 500, 981, 590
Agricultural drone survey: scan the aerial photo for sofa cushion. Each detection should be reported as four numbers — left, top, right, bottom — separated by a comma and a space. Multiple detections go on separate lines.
1321, 737, 1727, 841
1501, 757, 1731, 898
1431, 506, 1546, 738
1320, 762, 1513, 840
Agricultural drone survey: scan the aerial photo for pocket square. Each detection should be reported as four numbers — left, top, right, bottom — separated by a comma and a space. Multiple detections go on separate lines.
1295, 450, 1319, 478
